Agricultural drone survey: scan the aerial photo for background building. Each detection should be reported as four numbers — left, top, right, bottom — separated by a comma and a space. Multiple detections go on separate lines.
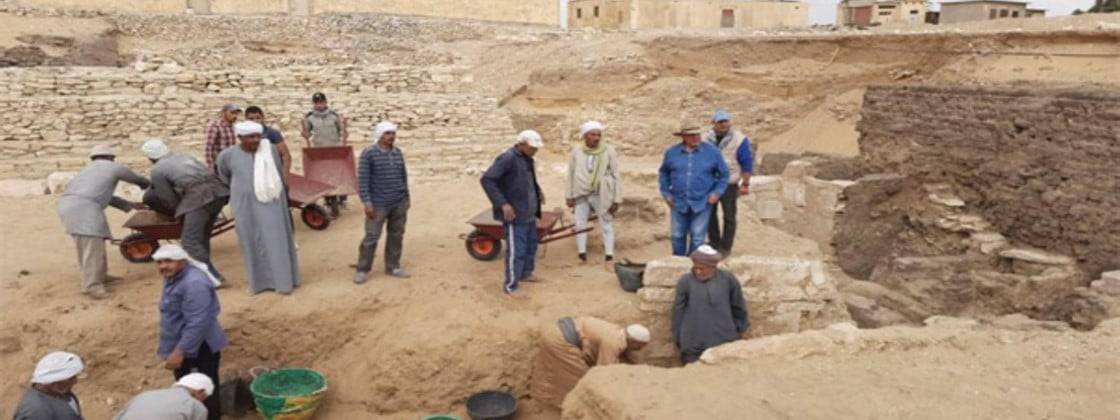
837, 0, 929, 26
568, 0, 809, 30
939, 1, 1045, 24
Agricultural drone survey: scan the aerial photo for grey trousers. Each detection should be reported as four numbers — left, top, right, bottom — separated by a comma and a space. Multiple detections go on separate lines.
356, 203, 408, 273
73, 235, 107, 293
181, 198, 227, 280
707, 186, 739, 253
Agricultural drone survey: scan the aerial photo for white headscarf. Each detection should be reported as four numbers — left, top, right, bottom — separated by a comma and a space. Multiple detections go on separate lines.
152, 244, 221, 287
625, 324, 651, 343
142, 138, 171, 160
31, 351, 84, 384
373, 121, 398, 142
177, 373, 215, 397
579, 120, 604, 138
235, 121, 282, 203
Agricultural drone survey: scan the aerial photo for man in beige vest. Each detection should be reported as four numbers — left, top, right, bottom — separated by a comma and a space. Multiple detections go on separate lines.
701, 110, 753, 256
301, 92, 351, 215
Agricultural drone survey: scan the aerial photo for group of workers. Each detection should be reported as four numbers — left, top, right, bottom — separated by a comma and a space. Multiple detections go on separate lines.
26, 92, 757, 417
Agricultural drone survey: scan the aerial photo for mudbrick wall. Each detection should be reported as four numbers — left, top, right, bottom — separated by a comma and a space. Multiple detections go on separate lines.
0, 66, 516, 180
858, 85, 1120, 277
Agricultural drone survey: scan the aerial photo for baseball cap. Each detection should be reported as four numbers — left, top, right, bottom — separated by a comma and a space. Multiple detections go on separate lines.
221, 104, 242, 113
712, 110, 731, 122
311, 92, 327, 102
516, 130, 544, 148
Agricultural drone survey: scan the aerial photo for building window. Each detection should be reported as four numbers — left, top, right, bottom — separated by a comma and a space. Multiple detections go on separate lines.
577, 8, 582, 19
1011, 11, 1019, 17
989, 9, 998, 19
594, 6, 599, 17
1000, 9, 1009, 17
879, 11, 893, 16
721, 9, 734, 28
878, 4, 896, 9
910, 10, 919, 14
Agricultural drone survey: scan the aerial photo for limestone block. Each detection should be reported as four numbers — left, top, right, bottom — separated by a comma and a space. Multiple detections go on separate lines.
640, 257, 691, 288
999, 248, 1074, 265
46, 171, 78, 194
637, 287, 674, 313
781, 160, 813, 206
748, 175, 781, 193
805, 177, 853, 216
752, 198, 783, 220
1101, 271, 1120, 283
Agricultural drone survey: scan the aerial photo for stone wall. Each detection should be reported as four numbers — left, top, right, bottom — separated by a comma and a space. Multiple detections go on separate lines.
858, 85, 1120, 277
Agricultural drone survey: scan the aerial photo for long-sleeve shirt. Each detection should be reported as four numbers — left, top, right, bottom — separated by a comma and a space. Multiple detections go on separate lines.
204, 119, 236, 170
150, 153, 229, 218
159, 265, 228, 358
658, 142, 729, 213
671, 270, 749, 358
113, 387, 207, 420
574, 316, 630, 366
57, 160, 150, 238
358, 144, 409, 209
480, 147, 542, 224
12, 388, 83, 420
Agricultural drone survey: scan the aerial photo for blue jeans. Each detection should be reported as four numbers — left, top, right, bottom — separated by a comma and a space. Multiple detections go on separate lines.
503, 220, 538, 293
670, 206, 711, 256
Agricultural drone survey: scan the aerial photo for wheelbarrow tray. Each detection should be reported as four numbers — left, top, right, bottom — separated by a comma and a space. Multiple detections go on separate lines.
287, 174, 335, 207
302, 146, 358, 197
467, 209, 591, 244
123, 210, 184, 239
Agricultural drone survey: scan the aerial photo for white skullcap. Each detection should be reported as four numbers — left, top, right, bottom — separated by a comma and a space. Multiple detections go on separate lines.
579, 120, 604, 138
176, 373, 215, 397
234, 121, 263, 136
89, 144, 116, 158
516, 130, 544, 148
373, 121, 398, 142
152, 244, 190, 261
142, 139, 171, 160
31, 351, 84, 384
625, 324, 651, 343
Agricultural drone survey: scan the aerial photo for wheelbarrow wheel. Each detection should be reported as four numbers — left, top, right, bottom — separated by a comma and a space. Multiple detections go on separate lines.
465, 229, 502, 261
120, 233, 159, 263
301, 204, 331, 230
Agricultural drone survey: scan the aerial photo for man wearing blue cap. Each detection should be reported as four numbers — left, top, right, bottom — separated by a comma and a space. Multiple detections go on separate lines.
702, 110, 753, 256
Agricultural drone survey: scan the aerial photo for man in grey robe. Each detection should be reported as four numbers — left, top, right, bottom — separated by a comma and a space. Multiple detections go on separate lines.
142, 139, 230, 284
216, 121, 300, 294
12, 351, 85, 420
114, 373, 212, 420
671, 244, 749, 364
57, 145, 150, 299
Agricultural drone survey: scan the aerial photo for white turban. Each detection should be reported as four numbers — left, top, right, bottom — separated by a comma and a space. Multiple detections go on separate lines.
234, 121, 263, 136
177, 373, 215, 397
516, 130, 544, 148
142, 139, 171, 160
579, 120, 604, 138
31, 351, 84, 384
152, 244, 221, 287
625, 324, 651, 343
373, 121, 398, 142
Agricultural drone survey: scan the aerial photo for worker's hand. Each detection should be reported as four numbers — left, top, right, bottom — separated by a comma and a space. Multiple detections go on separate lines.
609, 203, 619, 216
707, 194, 719, 205
501, 204, 516, 222
364, 206, 377, 220
131, 202, 147, 211
738, 183, 750, 196
540, 192, 546, 206
664, 197, 674, 209
565, 198, 575, 208
164, 350, 184, 371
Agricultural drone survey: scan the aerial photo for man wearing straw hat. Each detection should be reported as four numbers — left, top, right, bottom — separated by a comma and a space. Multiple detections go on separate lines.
12, 351, 86, 419
658, 123, 729, 256
56, 144, 150, 299
153, 244, 227, 420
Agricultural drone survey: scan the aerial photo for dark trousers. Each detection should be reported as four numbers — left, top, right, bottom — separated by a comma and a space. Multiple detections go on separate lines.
174, 342, 221, 420
707, 187, 739, 253
503, 221, 538, 293
182, 198, 228, 280
356, 203, 408, 273
681, 352, 702, 365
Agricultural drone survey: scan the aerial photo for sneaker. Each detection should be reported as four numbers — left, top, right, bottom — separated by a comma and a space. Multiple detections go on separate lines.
605, 255, 614, 262
578, 253, 587, 263
354, 271, 369, 285
85, 289, 110, 300
505, 289, 529, 300
521, 273, 543, 283
387, 268, 410, 279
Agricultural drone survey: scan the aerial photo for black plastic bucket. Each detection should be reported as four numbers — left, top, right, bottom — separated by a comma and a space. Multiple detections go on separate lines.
614, 259, 646, 293
466, 390, 517, 420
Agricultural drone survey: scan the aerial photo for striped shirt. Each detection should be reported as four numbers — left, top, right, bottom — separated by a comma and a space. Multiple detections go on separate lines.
358, 144, 409, 209
204, 119, 236, 170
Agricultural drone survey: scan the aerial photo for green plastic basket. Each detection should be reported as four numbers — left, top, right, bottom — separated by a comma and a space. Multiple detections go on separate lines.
250, 368, 328, 420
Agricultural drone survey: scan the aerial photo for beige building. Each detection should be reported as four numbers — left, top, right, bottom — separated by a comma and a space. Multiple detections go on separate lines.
569, 0, 809, 30
939, 1, 1045, 24
837, 0, 928, 27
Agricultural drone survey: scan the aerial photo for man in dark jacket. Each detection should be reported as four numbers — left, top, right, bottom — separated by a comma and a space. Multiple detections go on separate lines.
480, 130, 545, 299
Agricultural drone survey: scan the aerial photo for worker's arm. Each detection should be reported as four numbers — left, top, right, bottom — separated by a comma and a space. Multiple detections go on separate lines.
608, 147, 623, 214
300, 117, 312, 146
357, 148, 377, 218
276, 141, 292, 183
480, 152, 512, 209
658, 148, 674, 208
340, 114, 350, 145
597, 339, 623, 366
671, 276, 689, 346
729, 273, 749, 334
174, 277, 215, 359
108, 196, 138, 212
215, 152, 231, 186
204, 121, 220, 171
737, 136, 754, 195
708, 148, 730, 200
118, 164, 152, 190
565, 150, 576, 207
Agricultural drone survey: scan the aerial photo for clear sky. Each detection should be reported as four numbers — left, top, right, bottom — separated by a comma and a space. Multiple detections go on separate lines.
807, 0, 1097, 24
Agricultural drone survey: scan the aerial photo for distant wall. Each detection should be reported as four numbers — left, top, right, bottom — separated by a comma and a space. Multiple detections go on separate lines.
858, 85, 1120, 276
313, 0, 561, 26
17, 0, 182, 13
569, 0, 807, 30
210, 0, 288, 15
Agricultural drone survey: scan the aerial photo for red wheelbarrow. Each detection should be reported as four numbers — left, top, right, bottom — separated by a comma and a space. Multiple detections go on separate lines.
287, 173, 336, 230
116, 210, 236, 263
460, 209, 593, 261
303, 145, 358, 218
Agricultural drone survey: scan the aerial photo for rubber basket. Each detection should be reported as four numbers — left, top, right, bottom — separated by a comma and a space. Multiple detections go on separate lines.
614, 259, 646, 293
250, 368, 328, 420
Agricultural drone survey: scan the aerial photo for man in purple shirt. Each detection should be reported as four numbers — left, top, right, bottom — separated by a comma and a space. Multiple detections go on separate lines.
154, 244, 227, 420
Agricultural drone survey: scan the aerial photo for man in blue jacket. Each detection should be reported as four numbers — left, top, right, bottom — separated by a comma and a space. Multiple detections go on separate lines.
481, 130, 545, 299
658, 124, 730, 256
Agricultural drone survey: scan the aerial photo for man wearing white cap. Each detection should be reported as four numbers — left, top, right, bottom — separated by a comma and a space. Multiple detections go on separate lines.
565, 120, 622, 264
481, 130, 546, 299
702, 110, 754, 256
354, 121, 411, 284
672, 244, 748, 364
143, 139, 230, 283
215, 121, 301, 294
114, 373, 213, 420
152, 244, 227, 420
531, 316, 648, 407
12, 351, 85, 419
56, 145, 151, 299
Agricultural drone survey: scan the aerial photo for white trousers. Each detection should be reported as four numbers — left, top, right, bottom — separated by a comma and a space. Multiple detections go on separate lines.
574, 194, 615, 256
